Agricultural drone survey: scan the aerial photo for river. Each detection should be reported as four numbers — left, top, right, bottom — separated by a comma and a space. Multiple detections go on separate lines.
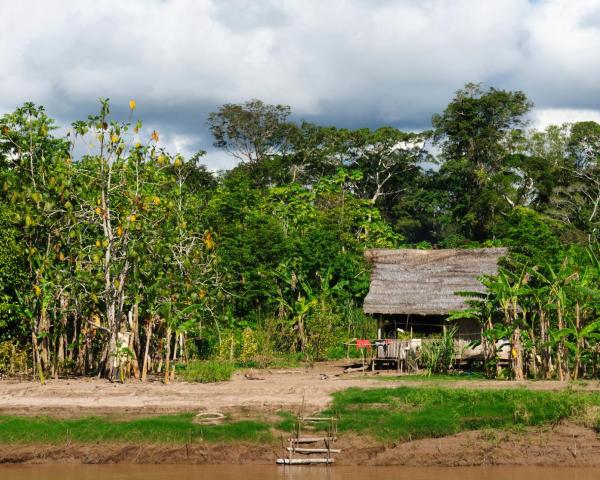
0, 465, 599, 480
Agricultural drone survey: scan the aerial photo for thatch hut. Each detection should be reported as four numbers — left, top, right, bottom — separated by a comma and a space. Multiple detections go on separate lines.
363, 248, 507, 363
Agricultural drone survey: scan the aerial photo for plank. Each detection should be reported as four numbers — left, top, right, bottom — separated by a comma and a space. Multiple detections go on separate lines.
276, 458, 335, 465
288, 437, 336, 443
286, 447, 341, 454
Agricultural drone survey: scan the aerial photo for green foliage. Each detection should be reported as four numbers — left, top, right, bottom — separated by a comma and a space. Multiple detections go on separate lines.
240, 328, 259, 364
494, 207, 565, 267
326, 387, 597, 441
432, 83, 532, 240
464, 244, 600, 380
0, 341, 28, 375
420, 327, 457, 375
177, 360, 235, 383
1, 86, 599, 379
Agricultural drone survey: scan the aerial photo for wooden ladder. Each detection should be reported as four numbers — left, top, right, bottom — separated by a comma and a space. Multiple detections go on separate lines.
276, 415, 340, 465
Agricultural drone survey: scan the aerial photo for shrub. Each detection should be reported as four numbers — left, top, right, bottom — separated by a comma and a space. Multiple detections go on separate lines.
0, 341, 28, 376
217, 331, 237, 361
240, 328, 259, 364
177, 360, 235, 383
420, 327, 457, 375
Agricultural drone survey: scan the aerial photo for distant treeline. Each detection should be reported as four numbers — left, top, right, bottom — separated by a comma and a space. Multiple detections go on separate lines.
0, 83, 598, 381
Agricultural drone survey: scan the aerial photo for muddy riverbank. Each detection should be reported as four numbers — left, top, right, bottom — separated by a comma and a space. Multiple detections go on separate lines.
1, 422, 599, 467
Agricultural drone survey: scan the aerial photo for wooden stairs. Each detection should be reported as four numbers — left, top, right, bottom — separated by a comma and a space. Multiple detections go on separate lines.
276, 415, 340, 465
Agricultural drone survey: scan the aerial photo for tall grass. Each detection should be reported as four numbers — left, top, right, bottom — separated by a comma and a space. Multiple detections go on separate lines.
176, 360, 235, 383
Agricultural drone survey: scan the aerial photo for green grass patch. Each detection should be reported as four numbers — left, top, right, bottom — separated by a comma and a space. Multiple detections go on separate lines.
323, 386, 600, 441
176, 360, 235, 383
275, 411, 297, 432
0, 414, 272, 444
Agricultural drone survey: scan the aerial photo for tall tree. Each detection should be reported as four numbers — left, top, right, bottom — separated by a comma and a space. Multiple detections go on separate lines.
432, 83, 532, 240
207, 99, 292, 166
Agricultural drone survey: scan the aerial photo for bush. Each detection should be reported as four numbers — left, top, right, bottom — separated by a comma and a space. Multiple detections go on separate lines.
177, 360, 235, 383
240, 328, 259, 364
0, 341, 28, 376
217, 331, 238, 361
420, 327, 456, 375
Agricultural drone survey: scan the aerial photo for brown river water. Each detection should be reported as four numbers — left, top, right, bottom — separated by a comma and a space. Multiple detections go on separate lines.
0, 465, 599, 480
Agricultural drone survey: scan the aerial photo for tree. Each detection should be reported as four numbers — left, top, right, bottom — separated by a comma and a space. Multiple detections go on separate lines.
0, 103, 73, 382
432, 83, 532, 240
207, 99, 292, 166
549, 121, 600, 240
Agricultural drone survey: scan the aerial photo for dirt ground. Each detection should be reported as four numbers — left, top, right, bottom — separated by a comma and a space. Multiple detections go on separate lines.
3, 362, 600, 466
2, 361, 600, 417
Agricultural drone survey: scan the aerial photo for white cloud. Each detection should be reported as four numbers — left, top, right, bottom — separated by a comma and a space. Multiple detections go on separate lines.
530, 108, 600, 130
1, 0, 599, 168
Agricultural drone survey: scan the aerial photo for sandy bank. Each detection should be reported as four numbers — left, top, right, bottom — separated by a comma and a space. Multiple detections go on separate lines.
2, 362, 599, 417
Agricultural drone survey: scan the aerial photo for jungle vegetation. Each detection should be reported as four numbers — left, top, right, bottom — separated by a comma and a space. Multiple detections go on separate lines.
0, 83, 599, 381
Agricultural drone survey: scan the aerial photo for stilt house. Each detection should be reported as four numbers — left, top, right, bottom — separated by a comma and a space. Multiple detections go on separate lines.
363, 248, 507, 365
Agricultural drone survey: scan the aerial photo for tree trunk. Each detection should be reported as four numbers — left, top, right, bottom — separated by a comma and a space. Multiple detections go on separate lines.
511, 327, 524, 381
39, 308, 49, 373
141, 316, 154, 382
128, 306, 141, 380
31, 330, 45, 385
556, 307, 569, 381
574, 302, 582, 380
164, 326, 172, 384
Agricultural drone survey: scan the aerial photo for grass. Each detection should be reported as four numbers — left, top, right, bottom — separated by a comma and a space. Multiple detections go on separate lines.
0, 414, 272, 444
323, 386, 600, 441
3, 386, 600, 446
176, 360, 235, 383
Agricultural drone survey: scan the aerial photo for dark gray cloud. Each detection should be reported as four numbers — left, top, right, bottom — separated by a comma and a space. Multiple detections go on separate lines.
1, 0, 599, 169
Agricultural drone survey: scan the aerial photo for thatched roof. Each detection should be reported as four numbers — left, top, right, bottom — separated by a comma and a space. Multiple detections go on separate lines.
363, 248, 507, 315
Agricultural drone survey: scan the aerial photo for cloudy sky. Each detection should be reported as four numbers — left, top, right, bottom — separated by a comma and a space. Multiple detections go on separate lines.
2, 0, 600, 169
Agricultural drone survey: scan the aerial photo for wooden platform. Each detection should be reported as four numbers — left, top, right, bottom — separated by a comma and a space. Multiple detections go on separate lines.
278, 414, 340, 466
277, 458, 335, 465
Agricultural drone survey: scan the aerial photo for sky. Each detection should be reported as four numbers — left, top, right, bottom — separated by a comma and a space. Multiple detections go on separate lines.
1, 0, 600, 170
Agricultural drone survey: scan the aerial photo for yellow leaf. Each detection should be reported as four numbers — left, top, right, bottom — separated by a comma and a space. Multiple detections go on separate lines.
59, 252, 65, 261
95, 240, 101, 248
117, 225, 123, 237
153, 196, 161, 205
111, 134, 119, 144
151, 130, 159, 142
34, 285, 41, 297
198, 289, 206, 300
95, 207, 102, 215
129, 99, 136, 110
157, 154, 166, 165
204, 232, 214, 250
